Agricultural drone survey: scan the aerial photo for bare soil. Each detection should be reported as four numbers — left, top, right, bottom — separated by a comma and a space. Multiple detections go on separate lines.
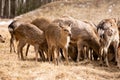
0, 0, 120, 80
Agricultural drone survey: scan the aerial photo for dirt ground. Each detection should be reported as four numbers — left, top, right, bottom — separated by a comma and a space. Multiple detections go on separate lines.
0, 18, 120, 80
0, 0, 120, 80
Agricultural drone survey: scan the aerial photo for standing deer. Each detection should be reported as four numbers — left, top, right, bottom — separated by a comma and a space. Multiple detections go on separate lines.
8, 20, 45, 61
53, 16, 101, 62
25, 17, 51, 60
45, 22, 71, 65
97, 18, 119, 67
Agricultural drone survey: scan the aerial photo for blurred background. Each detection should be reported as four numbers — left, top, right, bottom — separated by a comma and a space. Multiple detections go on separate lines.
0, 0, 119, 24
0, 0, 119, 20
0, 0, 62, 18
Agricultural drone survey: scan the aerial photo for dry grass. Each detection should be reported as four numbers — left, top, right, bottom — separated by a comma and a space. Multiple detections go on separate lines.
0, 0, 120, 80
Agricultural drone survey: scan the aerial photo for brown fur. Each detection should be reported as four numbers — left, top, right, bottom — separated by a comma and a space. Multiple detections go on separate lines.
25, 17, 51, 60
31, 17, 51, 32
83, 21, 99, 60
117, 47, 120, 69
13, 22, 45, 61
53, 16, 101, 62
8, 18, 50, 61
68, 43, 78, 61
8, 20, 18, 53
45, 22, 71, 65
97, 18, 119, 67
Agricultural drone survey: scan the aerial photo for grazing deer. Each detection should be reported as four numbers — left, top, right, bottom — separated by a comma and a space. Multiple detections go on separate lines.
53, 16, 101, 62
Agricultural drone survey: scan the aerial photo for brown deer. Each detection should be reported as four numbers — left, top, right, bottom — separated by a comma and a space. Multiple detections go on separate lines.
8, 20, 17, 53
8, 18, 50, 61
25, 17, 51, 60
31, 17, 51, 32
97, 18, 119, 67
53, 16, 101, 62
9, 20, 45, 61
45, 22, 71, 65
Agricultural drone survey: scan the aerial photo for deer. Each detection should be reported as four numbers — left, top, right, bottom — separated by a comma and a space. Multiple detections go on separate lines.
8, 20, 45, 62
45, 22, 71, 65
25, 17, 51, 60
53, 16, 101, 62
97, 18, 119, 67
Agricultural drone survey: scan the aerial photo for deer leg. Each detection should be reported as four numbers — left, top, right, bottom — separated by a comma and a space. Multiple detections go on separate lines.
52, 47, 56, 64
48, 47, 52, 63
25, 44, 30, 59
63, 48, 69, 65
38, 49, 45, 62
103, 47, 109, 67
113, 41, 119, 66
77, 42, 83, 62
10, 34, 16, 53
34, 45, 39, 62
56, 48, 60, 65
17, 41, 26, 60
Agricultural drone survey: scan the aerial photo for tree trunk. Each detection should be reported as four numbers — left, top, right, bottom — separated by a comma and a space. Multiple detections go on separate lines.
1, 0, 5, 17
8, 0, 11, 17
0, 1, 2, 17
0, 0, 53, 18
4, 0, 8, 18
15, 0, 18, 16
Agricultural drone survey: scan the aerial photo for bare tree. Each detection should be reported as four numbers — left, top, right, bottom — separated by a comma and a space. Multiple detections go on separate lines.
1, 0, 5, 17
0, 0, 54, 18
8, 0, 11, 17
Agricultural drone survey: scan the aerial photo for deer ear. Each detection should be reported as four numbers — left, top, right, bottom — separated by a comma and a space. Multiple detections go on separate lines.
59, 22, 63, 28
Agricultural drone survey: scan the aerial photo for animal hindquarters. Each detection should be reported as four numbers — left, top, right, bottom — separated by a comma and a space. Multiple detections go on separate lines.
8, 20, 18, 53
10, 34, 16, 53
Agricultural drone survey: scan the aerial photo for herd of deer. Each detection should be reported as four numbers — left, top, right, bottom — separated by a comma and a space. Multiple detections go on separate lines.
0, 16, 120, 68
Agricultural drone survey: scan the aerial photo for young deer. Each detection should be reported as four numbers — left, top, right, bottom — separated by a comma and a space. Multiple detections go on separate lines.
9, 20, 45, 61
45, 22, 71, 65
